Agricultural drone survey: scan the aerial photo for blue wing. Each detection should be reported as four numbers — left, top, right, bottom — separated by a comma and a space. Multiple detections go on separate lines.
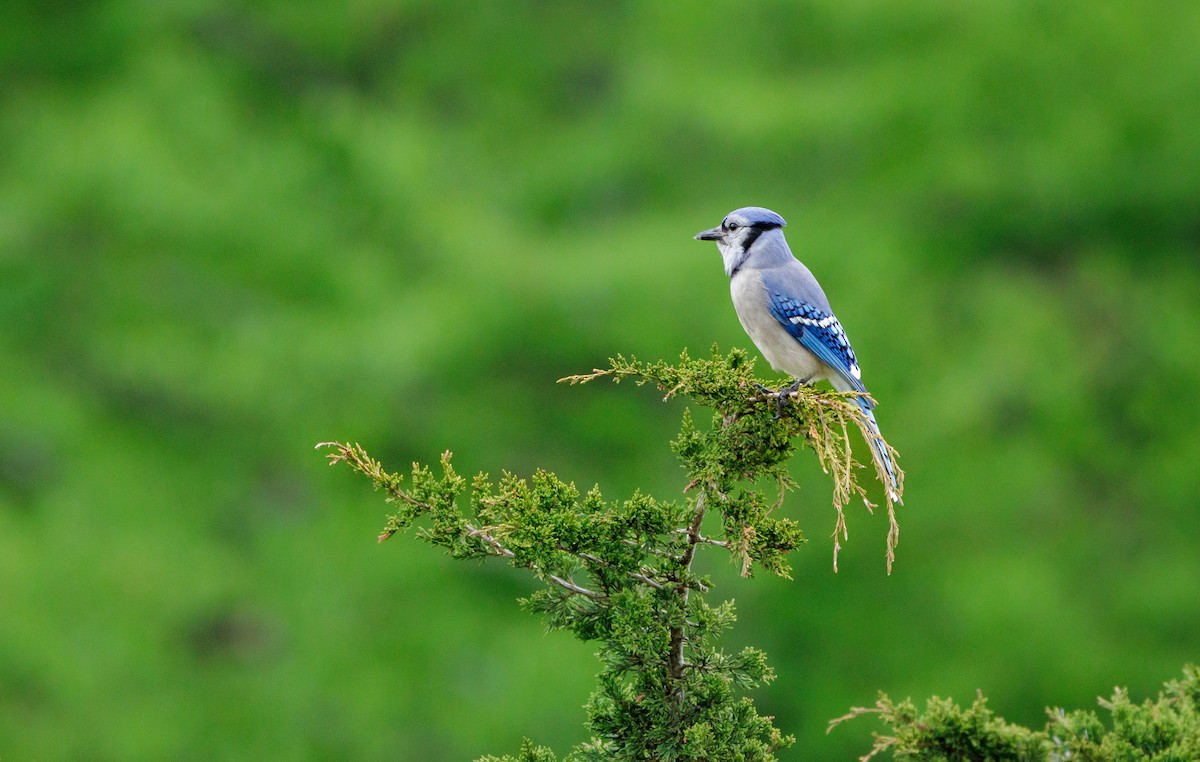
766, 288, 900, 499
766, 290, 900, 498
766, 292, 867, 396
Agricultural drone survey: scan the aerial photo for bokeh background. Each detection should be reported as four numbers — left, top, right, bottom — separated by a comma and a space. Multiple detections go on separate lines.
3, 1, 1199, 759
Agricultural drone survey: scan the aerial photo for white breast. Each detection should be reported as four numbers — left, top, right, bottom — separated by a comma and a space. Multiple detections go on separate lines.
729, 269, 827, 382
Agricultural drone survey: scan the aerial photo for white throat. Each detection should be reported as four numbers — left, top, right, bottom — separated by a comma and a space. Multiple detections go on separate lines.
718, 240, 749, 277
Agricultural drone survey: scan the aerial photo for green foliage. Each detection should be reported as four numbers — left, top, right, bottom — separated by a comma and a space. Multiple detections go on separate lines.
322, 348, 901, 759
4, 2, 1200, 759
564, 349, 903, 573
830, 665, 1200, 761
479, 738, 560, 762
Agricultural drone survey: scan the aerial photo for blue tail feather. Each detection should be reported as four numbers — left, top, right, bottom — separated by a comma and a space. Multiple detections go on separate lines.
854, 396, 901, 504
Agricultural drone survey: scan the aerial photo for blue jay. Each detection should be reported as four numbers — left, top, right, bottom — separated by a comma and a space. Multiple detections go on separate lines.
695, 206, 900, 502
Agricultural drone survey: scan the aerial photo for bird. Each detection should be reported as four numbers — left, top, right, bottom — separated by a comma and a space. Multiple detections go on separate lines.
694, 206, 900, 502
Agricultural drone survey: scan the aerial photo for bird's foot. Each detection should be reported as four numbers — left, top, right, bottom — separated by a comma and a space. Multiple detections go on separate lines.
780, 378, 805, 397
773, 380, 799, 418
758, 379, 806, 420
751, 383, 787, 418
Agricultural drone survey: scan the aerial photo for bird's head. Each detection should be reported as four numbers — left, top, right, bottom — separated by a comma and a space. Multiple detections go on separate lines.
694, 206, 787, 277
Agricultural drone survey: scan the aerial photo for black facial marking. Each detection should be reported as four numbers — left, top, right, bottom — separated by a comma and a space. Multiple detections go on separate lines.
741, 226, 764, 251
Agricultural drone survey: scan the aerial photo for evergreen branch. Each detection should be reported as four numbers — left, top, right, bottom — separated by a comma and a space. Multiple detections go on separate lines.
323, 348, 895, 759
668, 489, 708, 710
465, 526, 607, 600
563, 349, 902, 573
545, 574, 604, 600
828, 665, 1200, 760
621, 538, 681, 562
681, 531, 730, 549
679, 491, 709, 575
577, 552, 667, 591
827, 701, 897, 761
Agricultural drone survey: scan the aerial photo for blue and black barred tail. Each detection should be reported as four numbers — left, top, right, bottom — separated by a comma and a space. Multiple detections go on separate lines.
854, 397, 902, 504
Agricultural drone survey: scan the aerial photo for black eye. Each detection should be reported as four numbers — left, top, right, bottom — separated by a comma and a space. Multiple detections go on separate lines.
725, 221, 740, 231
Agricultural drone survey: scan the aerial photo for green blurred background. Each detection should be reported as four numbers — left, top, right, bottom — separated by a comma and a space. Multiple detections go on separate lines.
3, 1, 1199, 758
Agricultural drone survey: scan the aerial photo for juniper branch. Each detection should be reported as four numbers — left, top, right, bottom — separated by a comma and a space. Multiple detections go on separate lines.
566, 349, 904, 572
323, 347, 902, 760
668, 489, 708, 706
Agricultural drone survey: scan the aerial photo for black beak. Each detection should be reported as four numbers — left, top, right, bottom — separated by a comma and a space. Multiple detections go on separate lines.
694, 227, 722, 241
